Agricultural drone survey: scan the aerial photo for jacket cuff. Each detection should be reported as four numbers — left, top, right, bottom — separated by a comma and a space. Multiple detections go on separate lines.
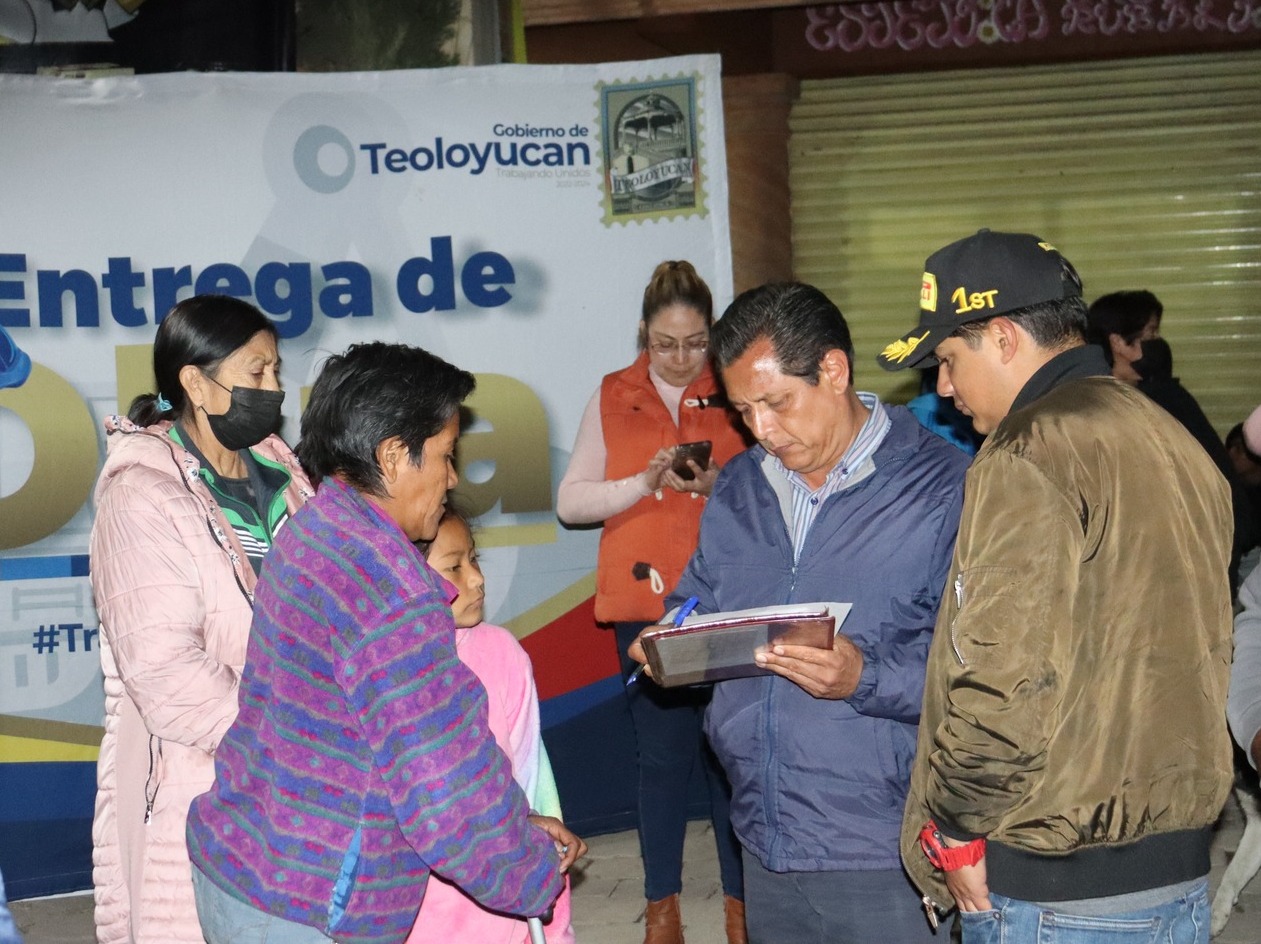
929, 813, 986, 844
848, 640, 878, 704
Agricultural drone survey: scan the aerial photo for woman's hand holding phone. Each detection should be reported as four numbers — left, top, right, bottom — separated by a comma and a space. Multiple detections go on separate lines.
669, 440, 712, 479
641, 447, 675, 493
663, 441, 717, 496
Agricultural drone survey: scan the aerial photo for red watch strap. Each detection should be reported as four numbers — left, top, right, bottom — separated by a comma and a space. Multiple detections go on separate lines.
918, 820, 986, 871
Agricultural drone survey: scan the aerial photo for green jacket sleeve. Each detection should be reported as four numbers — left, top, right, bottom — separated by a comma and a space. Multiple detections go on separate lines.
925, 451, 1082, 839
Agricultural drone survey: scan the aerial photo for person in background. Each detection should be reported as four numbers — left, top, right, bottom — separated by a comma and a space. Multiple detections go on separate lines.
557, 261, 748, 944
1229, 411, 1261, 491
886, 230, 1232, 942
1229, 555, 1261, 771
1229, 407, 1261, 767
1131, 336, 1226, 460
631, 281, 969, 944
0, 323, 31, 389
1085, 288, 1162, 383
89, 295, 312, 944
407, 506, 585, 944
906, 363, 984, 456
1228, 418, 1261, 491
187, 342, 571, 944
1131, 336, 1256, 594
1227, 413, 1261, 584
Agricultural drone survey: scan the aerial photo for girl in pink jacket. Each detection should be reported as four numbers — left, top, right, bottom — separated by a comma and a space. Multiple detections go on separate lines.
88, 296, 312, 944
407, 509, 584, 944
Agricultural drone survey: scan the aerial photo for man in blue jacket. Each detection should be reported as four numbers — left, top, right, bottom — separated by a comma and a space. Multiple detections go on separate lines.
632, 282, 968, 943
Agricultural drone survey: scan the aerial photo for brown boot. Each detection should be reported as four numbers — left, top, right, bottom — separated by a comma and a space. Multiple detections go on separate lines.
723, 895, 747, 944
644, 893, 684, 944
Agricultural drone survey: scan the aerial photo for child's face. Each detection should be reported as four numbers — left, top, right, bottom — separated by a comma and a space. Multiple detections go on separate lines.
427, 516, 485, 628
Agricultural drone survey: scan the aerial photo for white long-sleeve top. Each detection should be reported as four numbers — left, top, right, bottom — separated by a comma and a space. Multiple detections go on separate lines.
556, 369, 687, 525
1229, 562, 1261, 768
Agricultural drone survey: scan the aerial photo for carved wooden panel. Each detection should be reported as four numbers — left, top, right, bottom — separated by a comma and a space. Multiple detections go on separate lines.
723, 73, 799, 293
523, 0, 812, 28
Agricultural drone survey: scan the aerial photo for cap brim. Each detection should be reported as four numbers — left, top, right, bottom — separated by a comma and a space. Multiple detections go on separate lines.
0, 349, 31, 389
876, 322, 952, 372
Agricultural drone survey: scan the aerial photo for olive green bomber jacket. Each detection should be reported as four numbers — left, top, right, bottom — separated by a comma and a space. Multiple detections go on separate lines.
901, 374, 1234, 914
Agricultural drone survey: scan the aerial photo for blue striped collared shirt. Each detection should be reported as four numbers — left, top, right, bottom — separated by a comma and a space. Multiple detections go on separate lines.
776, 392, 892, 560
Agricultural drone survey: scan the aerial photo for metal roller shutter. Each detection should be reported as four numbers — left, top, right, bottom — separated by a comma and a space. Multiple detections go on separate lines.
790, 51, 1261, 433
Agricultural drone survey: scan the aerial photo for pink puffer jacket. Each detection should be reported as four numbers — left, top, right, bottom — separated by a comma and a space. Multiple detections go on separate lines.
88, 417, 313, 944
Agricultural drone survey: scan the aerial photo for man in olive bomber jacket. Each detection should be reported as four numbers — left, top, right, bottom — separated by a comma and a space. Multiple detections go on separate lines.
879, 230, 1234, 942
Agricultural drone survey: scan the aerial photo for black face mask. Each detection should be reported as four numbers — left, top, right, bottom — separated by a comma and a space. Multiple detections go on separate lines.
202, 375, 285, 451
1132, 337, 1173, 383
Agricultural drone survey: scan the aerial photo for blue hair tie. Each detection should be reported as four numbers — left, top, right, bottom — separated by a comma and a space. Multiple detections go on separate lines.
156, 393, 173, 413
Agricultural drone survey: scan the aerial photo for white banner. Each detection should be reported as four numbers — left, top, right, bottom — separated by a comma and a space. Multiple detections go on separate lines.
0, 56, 729, 776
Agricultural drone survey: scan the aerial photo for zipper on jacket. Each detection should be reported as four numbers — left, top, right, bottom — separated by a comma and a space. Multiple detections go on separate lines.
921, 895, 941, 930
761, 665, 781, 863
949, 573, 966, 666
144, 735, 161, 824
761, 554, 799, 863
161, 428, 255, 608
204, 515, 253, 606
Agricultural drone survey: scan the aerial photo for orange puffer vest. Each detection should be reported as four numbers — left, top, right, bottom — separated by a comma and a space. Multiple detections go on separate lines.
596, 353, 747, 623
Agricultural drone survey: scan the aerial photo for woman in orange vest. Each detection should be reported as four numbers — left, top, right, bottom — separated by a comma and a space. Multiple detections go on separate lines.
558, 261, 748, 944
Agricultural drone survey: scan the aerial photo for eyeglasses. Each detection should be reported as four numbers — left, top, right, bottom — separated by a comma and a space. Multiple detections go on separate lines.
648, 338, 709, 357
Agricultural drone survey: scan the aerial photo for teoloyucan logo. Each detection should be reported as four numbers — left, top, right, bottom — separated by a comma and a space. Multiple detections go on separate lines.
292, 124, 593, 191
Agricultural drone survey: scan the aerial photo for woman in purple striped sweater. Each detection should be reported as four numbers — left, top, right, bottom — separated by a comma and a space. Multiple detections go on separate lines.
186, 342, 575, 944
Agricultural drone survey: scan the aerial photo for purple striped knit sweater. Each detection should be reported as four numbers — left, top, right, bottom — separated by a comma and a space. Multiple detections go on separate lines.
186, 477, 561, 944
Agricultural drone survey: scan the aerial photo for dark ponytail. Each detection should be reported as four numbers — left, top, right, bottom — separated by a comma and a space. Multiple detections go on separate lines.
638, 260, 713, 350
127, 295, 276, 427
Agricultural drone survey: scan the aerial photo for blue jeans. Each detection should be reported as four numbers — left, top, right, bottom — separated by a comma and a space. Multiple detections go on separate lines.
960, 878, 1210, 944
616, 621, 744, 901
192, 866, 333, 944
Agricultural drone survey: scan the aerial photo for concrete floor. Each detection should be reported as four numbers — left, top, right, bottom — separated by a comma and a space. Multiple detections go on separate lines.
11, 801, 1261, 943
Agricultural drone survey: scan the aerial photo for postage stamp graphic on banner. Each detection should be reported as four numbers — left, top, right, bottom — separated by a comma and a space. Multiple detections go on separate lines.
597, 74, 705, 225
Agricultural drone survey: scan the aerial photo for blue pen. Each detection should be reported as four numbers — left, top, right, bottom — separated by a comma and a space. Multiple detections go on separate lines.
673, 595, 701, 625
626, 596, 700, 687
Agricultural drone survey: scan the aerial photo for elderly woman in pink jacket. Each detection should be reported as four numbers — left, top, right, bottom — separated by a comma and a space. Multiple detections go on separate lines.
88, 295, 313, 944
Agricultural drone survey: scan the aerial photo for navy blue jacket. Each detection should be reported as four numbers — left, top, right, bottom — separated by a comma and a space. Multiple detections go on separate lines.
669, 405, 968, 872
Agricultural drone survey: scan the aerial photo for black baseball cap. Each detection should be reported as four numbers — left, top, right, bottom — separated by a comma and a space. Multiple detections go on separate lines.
876, 229, 1083, 371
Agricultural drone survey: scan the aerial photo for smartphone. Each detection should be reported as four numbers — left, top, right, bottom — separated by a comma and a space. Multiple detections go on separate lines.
671, 440, 712, 480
